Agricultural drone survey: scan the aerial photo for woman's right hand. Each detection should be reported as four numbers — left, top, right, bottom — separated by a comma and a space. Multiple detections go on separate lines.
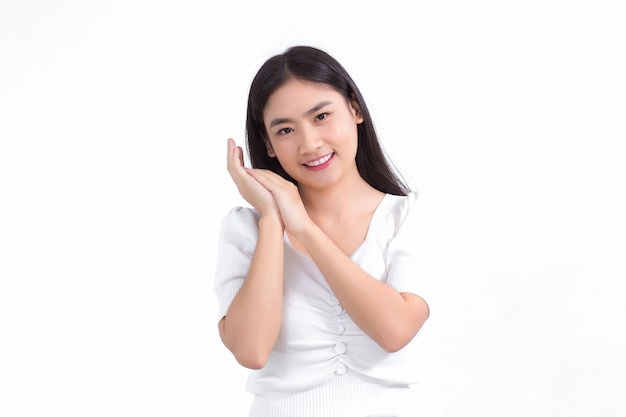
226, 138, 281, 221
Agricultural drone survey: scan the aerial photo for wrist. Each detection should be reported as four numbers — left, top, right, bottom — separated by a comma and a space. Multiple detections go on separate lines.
258, 211, 284, 231
292, 219, 319, 244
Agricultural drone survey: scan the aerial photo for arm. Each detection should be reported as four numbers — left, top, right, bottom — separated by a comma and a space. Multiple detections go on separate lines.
245, 168, 429, 353
295, 223, 429, 353
218, 139, 285, 369
218, 214, 284, 369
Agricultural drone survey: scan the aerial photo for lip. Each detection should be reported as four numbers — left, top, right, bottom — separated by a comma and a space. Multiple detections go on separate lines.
302, 153, 334, 171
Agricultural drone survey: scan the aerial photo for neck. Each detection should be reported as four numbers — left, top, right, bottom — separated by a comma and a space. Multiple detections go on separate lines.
298, 175, 383, 219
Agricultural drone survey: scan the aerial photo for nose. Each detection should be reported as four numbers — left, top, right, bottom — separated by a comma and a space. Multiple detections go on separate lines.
298, 124, 323, 154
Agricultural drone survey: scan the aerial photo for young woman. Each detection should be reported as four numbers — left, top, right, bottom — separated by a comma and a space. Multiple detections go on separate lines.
214, 45, 430, 417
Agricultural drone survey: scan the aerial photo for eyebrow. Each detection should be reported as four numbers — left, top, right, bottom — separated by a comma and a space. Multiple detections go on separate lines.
268, 101, 333, 129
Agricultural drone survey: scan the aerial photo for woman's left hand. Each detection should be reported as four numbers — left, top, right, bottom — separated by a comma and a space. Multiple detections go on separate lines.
244, 168, 313, 236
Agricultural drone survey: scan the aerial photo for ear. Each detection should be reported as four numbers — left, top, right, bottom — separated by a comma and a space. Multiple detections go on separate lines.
266, 141, 276, 158
349, 95, 364, 124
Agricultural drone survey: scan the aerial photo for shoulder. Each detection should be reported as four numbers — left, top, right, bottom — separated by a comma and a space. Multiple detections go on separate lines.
389, 190, 419, 210
220, 205, 260, 228
218, 206, 261, 245
382, 191, 420, 229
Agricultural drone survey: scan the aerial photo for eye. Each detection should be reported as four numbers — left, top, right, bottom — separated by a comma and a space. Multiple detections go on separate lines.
315, 112, 329, 121
277, 127, 293, 135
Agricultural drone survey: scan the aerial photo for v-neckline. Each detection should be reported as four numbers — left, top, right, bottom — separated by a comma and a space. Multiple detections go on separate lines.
283, 193, 391, 261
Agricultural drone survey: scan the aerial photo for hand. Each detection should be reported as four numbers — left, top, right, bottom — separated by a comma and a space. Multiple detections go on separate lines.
244, 168, 313, 236
226, 138, 280, 219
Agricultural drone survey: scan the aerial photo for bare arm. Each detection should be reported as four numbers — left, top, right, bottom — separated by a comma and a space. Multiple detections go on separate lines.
246, 168, 429, 352
295, 223, 429, 352
218, 214, 284, 369
218, 139, 285, 369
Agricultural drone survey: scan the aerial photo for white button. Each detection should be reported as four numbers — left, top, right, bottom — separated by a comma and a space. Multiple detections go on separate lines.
334, 342, 347, 354
335, 363, 348, 375
331, 305, 343, 315
334, 323, 345, 334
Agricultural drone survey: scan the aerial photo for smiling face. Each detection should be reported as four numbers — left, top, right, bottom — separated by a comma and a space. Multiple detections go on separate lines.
262, 78, 364, 191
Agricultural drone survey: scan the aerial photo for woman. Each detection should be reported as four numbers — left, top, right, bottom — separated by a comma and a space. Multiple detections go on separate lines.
214, 45, 430, 417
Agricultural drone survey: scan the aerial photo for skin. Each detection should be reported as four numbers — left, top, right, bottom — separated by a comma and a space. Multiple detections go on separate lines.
219, 79, 429, 369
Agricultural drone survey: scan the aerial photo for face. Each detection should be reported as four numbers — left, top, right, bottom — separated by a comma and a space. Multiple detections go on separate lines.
262, 78, 364, 190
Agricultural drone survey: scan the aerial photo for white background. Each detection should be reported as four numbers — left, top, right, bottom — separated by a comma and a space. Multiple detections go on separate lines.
1, 1, 625, 416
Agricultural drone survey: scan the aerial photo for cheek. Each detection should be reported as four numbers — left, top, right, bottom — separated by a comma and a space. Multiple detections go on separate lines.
325, 122, 349, 140
271, 141, 296, 162
329, 121, 358, 146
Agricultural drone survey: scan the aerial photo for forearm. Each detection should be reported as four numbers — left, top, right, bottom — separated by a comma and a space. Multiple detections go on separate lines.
219, 214, 284, 368
297, 224, 429, 352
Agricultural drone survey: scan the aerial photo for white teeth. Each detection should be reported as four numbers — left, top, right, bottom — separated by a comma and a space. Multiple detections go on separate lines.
304, 154, 332, 167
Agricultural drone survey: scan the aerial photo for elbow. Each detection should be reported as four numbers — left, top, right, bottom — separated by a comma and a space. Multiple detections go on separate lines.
379, 335, 412, 353
218, 317, 274, 370
376, 326, 414, 352
232, 347, 271, 370
236, 356, 268, 370
378, 316, 429, 353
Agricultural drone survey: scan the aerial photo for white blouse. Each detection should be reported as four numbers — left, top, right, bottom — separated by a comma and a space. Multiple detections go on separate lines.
214, 191, 430, 397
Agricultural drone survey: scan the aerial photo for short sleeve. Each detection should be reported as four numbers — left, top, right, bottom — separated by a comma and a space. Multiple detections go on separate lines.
213, 206, 260, 320
384, 192, 430, 306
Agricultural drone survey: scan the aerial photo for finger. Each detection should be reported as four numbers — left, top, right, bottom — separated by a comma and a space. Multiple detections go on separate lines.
246, 168, 291, 192
237, 146, 245, 167
226, 138, 236, 169
227, 139, 244, 172
227, 142, 251, 190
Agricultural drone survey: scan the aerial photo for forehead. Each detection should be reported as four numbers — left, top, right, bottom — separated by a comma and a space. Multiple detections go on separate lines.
263, 79, 344, 118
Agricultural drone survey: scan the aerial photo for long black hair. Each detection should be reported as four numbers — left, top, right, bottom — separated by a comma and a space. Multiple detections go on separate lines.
245, 45, 410, 196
